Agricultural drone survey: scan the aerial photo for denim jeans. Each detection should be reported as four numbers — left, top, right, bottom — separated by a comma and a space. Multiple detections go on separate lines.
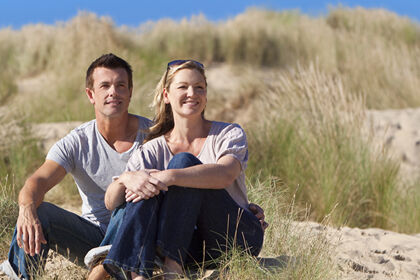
7, 202, 124, 279
103, 152, 264, 279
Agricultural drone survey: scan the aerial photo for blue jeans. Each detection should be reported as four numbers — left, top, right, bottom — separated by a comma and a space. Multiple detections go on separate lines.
103, 152, 264, 279
7, 202, 125, 279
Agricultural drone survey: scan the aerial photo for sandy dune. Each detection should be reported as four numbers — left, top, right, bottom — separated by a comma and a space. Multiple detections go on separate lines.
366, 108, 420, 183
299, 222, 420, 280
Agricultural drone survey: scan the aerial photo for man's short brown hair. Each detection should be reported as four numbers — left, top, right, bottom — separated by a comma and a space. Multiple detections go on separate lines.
86, 53, 133, 90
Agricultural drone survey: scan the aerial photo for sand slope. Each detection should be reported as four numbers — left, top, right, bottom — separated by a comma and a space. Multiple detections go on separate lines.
298, 222, 420, 280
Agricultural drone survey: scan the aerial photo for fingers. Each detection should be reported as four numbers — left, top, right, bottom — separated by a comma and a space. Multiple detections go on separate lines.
125, 183, 160, 202
248, 203, 258, 214
17, 223, 45, 256
27, 226, 35, 256
34, 224, 46, 255
126, 191, 140, 202
16, 226, 23, 248
132, 196, 143, 203
22, 227, 30, 254
249, 203, 265, 220
255, 212, 265, 220
148, 177, 168, 191
261, 221, 269, 231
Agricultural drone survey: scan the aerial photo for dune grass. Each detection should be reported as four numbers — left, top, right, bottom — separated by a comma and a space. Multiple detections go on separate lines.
0, 7, 419, 122
245, 64, 420, 232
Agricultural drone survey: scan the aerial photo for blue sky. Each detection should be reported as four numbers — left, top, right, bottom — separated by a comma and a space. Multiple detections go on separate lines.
0, 0, 418, 29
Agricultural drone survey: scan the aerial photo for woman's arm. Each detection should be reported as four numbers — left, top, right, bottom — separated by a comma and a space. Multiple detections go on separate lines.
105, 170, 168, 210
151, 155, 241, 189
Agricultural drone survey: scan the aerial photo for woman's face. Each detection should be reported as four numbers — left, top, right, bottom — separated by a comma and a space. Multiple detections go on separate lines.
164, 68, 207, 119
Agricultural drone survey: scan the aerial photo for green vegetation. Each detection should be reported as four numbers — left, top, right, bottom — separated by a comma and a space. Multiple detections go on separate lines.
1, 6, 420, 278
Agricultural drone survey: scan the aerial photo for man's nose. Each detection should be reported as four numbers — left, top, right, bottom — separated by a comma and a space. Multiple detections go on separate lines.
108, 85, 117, 96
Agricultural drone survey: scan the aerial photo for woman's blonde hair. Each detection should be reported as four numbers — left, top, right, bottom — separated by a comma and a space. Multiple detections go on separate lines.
145, 60, 207, 142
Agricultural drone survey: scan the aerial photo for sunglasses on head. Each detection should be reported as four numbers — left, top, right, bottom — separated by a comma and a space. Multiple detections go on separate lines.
167, 60, 204, 69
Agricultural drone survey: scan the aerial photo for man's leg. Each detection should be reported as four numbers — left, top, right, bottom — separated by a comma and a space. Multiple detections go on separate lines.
7, 202, 103, 279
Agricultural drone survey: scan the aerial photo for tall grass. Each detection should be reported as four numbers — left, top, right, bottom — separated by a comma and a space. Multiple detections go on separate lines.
0, 113, 45, 256
0, 178, 18, 258
246, 64, 413, 230
0, 7, 419, 122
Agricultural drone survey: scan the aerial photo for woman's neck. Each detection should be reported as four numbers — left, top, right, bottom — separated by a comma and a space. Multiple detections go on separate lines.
169, 116, 210, 143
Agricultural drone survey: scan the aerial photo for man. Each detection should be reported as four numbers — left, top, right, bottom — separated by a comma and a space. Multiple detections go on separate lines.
0, 53, 267, 279
0, 53, 160, 279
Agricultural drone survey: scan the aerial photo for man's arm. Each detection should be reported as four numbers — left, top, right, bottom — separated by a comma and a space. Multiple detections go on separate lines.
17, 160, 67, 256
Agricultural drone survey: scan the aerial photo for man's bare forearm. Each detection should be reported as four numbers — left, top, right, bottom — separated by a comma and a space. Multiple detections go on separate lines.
18, 177, 48, 208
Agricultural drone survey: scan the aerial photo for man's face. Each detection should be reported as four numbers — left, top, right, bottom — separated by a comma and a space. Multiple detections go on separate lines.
86, 67, 132, 118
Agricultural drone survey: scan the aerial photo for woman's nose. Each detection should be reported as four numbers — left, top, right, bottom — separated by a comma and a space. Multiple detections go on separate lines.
187, 86, 195, 96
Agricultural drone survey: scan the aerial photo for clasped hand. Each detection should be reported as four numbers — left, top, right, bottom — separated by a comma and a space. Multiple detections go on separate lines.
124, 169, 168, 203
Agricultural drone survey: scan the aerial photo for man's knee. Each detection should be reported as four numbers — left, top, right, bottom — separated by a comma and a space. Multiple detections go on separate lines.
36, 202, 61, 229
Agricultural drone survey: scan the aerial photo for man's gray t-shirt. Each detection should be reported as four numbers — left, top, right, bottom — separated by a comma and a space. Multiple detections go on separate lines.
46, 115, 151, 232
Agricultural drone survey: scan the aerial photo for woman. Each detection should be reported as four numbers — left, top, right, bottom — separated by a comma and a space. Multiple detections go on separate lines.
102, 60, 265, 279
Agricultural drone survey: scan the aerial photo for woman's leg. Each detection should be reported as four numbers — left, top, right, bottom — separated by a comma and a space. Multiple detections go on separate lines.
156, 153, 264, 270
103, 196, 162, 279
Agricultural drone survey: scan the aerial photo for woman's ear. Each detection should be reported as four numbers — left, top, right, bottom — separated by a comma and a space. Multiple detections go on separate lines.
163, 88, 170, 104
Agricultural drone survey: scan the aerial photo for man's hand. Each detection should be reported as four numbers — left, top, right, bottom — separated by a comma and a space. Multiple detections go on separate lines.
123, 170, 167, 202
16, 203, 47, 256
248, 203, 269, 231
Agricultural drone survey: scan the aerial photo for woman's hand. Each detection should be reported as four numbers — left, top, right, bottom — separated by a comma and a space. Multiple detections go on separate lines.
248, 203, 269, 231
106, 170, 168, 209
123, 169, 168, 202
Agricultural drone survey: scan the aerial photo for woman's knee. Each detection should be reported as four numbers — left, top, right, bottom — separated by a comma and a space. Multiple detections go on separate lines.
167, 152, 202, 169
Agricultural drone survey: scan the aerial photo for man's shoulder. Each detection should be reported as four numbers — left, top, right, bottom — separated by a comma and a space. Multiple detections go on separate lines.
131, 114, 153, 129
57, 120, 96, 145
68, 119, 96, 134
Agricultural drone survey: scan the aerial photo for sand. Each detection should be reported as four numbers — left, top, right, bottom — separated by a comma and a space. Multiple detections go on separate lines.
298, 221, 420, 280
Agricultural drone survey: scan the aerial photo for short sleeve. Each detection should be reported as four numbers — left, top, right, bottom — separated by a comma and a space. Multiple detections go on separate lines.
215, 123, 248, 170
125, 145, 158, 172
46, 133, 76, 173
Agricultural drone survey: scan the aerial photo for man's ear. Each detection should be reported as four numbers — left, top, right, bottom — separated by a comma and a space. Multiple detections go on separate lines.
163, 88, 170, 104
85, 88, 95, 105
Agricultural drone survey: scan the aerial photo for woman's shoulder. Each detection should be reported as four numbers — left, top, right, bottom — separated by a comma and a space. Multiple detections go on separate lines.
128, 135, 167, 169
210, 121, 245, 138
211, 121, 243, 132
141, 135, 167, 153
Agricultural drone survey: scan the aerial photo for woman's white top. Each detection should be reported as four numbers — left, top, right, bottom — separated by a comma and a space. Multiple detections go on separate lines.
126, 121, 249, 208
